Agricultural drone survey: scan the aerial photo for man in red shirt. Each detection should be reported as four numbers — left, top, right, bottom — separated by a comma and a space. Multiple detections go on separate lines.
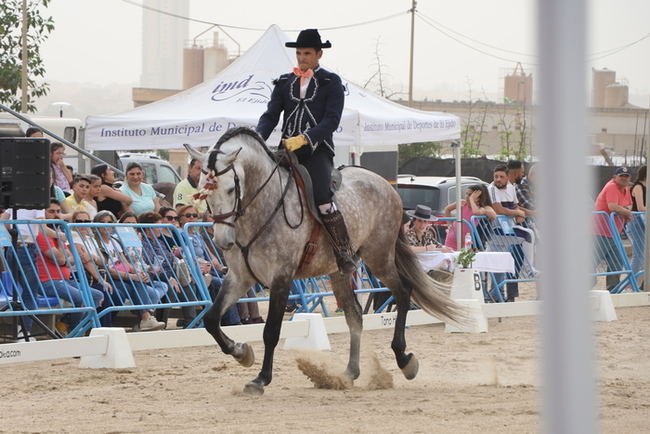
36, 200, 104, 330
593, 167, 632, 291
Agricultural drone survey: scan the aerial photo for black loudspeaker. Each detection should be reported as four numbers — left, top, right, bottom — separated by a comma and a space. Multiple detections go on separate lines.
0, 137, 51, 210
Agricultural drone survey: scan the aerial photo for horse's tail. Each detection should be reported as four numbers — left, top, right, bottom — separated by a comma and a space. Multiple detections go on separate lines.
394, 229, 465, 322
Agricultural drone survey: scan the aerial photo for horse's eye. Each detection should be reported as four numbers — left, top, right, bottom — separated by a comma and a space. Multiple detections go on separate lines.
227, 187, 235, 195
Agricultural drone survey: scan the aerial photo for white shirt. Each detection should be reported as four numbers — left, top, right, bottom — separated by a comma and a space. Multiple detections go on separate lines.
488, 182, 519, 209
299, 77, 311, 99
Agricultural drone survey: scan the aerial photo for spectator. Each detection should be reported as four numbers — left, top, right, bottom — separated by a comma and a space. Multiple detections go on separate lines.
487, 165, 530, 302
443, 184, 497, 250
507, 160, 525, 186
50, 142, 73, 193
62, 175, 97, 219
26, 127, 44, 138
630, 165, 646, 285
119, 162, 160, 216
87, 173, 102, 212
178, 205, 240, 325
36, 200, 104, 332
69, 210, 116, 326
173, 158, 207, 213
516, 164, 537, 216
404, 205, 453, 253
139, 212, 199, 328
592, 166, 632, 291
118, 211, 138, 224
158, 206, 183, 253
1, 205, 48, 338
92, 210, 166, 331
91, 164, 133, 218
50, 169, 66, 205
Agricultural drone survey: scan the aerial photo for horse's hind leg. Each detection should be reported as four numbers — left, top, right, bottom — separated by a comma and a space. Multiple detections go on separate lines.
371, 267, 419, 380
330, 272, 362, 381
204, 276, 255, 367
244, 277, 291, 396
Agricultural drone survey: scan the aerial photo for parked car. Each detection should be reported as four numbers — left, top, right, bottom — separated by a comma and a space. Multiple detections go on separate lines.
117, 153, 181, 185
397, 174, 489, 240
397, 174, 488, 214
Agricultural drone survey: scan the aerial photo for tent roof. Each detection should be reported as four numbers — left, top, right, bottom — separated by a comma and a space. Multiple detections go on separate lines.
85, 25, 460, 151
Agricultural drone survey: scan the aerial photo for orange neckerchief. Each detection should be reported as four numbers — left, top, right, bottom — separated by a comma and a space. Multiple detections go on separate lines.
293, 67, 314, 87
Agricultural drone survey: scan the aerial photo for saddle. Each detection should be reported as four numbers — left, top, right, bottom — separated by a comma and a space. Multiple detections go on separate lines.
279, 151, 343, 271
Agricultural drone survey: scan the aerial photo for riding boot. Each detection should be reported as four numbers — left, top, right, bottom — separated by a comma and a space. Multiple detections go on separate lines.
320, 210, 358, 273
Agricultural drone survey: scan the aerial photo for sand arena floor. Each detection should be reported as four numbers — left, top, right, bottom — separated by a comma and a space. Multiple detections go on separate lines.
1, 304, 649, 433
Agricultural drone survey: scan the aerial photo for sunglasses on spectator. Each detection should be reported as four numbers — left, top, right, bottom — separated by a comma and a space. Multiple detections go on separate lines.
164, 215, 180, 221
182, 213, 199, 218
74, 219, 91, 223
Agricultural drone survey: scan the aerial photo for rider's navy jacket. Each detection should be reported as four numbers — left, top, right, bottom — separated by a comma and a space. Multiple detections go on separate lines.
256, 66, 345, 156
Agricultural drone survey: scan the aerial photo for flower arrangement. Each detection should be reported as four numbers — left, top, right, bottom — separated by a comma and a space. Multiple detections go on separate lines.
455, 248, 476, 269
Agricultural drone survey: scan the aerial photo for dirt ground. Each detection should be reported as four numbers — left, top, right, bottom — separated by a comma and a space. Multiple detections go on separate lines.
2, 302, 649, 433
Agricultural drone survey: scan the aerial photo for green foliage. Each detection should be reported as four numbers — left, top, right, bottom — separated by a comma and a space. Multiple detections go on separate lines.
398, 141, 443, 167
455, 248, 476, 269
0, 0, 54, 112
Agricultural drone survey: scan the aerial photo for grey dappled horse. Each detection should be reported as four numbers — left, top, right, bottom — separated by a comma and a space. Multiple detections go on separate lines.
185, 127, 461, 396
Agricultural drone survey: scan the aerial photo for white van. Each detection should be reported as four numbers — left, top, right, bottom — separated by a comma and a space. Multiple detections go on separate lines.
0, 112, 83, 170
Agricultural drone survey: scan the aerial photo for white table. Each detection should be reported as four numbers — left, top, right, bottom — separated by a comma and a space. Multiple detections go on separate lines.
417, 251, 515, 274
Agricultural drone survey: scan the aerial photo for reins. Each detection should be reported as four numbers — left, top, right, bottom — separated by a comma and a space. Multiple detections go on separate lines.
203, 142, 305, 285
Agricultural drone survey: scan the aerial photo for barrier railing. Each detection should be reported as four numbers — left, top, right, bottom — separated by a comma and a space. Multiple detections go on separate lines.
2, 211, 641, 341
72, 223, 213, 330
603, 212, 639, 293
624, 211, 645, 284
471, 215, 540, 302
0, 220, 100, 339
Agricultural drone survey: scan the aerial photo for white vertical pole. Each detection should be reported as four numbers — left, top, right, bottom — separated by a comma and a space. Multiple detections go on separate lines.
538, 1, 598, 433
453, 142, 462, 250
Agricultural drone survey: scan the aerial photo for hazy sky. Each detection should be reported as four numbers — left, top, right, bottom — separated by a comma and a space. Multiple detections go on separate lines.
40, 0, 650, 111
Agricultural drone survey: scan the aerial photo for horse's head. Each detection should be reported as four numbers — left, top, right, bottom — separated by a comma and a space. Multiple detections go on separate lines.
184, 142, 243, 250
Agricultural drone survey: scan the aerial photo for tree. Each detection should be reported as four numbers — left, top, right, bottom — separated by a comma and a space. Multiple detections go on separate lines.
0, 0, 54, 112
398, 141, 443, 167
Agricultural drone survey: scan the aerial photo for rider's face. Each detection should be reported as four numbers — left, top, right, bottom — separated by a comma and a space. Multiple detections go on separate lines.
295, 48, 322, 72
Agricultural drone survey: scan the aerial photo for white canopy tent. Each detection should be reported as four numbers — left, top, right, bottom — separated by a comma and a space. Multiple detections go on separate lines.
85, 25, 460, 153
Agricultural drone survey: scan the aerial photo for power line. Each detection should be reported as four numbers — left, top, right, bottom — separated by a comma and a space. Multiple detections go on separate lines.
416, 13, 537, 66
121, 0, 408, 32
417, 11, 536, 58
417, 11, 650, 66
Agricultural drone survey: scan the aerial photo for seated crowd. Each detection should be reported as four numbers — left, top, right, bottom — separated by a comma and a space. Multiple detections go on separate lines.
0, 142, 263, 338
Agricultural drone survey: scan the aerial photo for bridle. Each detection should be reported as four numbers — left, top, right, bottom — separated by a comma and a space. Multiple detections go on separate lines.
197, 149, 304, 285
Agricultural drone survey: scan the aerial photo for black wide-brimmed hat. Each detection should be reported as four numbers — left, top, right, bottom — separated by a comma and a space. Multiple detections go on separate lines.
405, 205, 437, 222
285, 29, 332, 49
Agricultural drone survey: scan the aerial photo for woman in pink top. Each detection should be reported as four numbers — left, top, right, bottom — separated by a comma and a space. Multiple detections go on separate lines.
443, 184, 497, 250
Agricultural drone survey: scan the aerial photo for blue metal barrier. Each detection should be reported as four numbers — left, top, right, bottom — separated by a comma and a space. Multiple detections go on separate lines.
0, 220, 100, 338
72, 222, 212, 330
471, 215, 540, 302
603, 212, 639, 293
624, 211, 645, 284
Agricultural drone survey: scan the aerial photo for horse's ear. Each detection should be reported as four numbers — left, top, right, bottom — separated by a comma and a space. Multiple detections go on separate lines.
222, 147, 242, 166
183, 143, 208, 166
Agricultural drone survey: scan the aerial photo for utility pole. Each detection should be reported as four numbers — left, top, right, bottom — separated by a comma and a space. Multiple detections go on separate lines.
20, 0, 28, 113
408, 0, 417, 107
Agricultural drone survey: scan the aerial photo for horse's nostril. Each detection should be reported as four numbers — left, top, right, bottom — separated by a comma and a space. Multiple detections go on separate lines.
223, 242, 234, 250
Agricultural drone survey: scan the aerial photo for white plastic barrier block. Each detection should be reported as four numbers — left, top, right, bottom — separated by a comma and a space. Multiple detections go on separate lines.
283, 313, 331, 351
79, 327, 136, 369
445, 299, 488, 333
590, 290, 618, 322
450, 269, 484, 302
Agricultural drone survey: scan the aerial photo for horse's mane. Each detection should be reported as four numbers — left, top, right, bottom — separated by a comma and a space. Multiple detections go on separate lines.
208, 127, 276, 171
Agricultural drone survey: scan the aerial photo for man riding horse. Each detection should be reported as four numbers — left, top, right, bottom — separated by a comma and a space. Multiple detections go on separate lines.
255, 28, 357, 274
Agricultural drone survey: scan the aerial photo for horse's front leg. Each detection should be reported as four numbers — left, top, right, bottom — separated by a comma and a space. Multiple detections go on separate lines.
204, 275, 255, 367
244, 277, 291, 396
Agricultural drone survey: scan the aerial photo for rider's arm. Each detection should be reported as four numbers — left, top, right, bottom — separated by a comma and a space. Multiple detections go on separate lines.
256, 77, 287, 141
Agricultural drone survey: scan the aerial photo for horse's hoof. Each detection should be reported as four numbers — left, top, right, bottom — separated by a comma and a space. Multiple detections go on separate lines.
233, 342, 255, 367
401, 353, 419, 380
344, 367, 360, 381
243, 381, 264, 396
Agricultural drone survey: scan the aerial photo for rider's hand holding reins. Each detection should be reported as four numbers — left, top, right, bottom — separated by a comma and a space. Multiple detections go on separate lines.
282, 134, 308, 152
